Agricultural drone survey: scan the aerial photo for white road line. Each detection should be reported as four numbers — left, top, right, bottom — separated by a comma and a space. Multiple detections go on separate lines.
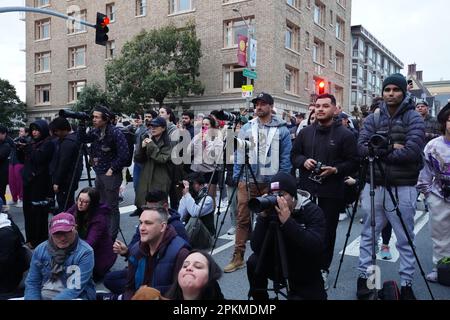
119, 205, 136, 214
211, 234, 236, 256
341, 210, 429, 263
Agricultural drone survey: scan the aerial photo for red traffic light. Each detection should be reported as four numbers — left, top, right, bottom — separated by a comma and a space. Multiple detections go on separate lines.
318, 80, 325, 94
101, 16, 110, 27
95, 12, 109, 46
319, 81, 325, 89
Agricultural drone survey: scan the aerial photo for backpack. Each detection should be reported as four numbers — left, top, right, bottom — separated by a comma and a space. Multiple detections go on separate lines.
437, 257, 450, 286
119, 127, 135, 167
185, 217, 213, 250
378, 280, 400, 300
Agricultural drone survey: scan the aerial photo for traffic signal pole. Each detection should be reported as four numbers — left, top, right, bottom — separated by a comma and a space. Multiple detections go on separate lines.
0, 6, 96, 28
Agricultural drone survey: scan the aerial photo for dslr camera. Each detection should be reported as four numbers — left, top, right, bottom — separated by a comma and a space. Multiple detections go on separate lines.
309, 161, 325, 184
59, 109, 90, 121
248, 193, 280, 213
31, 197, 58, 214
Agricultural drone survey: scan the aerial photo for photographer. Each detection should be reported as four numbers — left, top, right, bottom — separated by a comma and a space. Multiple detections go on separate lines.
77, 106, 129, 241
247, 172, 326, 300
356, 73, 425, 300
18, 120, 55, 249
224, 92, 292, 273
291, 94, 358, 289
49, 117, 82, 212
416, 103, 450, 283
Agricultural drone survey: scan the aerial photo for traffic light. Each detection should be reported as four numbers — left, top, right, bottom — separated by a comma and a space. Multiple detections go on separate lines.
318, 80, 325, 95
95, 12, 110, 46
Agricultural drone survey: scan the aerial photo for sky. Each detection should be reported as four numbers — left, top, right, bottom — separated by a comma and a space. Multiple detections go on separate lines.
0, 0, 449, 102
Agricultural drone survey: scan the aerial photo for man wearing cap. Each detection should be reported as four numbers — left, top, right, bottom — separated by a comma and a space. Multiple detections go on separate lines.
246, 172, 327, 300
24, 212, 96, 300
415, 101, 440, 143
417, 103, 450, 283
224, 92, 292, 273
78, 106, 129, 241
356, 73, 425, 300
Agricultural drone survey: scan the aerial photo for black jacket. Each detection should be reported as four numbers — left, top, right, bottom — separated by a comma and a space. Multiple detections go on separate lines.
0, 139, 11, 183
291, 121, 358, 199
49, 132, 82, 188
250, 193, 327, 300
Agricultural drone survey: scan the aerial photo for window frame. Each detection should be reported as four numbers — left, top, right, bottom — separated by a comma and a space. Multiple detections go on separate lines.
68, 80, 87, 103
35, 51, 51, 73
68, 45, 86, 69
35, 84, 51, 105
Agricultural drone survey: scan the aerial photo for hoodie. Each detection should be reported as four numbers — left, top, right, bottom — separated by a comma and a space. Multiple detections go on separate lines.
233, 115, 292, 183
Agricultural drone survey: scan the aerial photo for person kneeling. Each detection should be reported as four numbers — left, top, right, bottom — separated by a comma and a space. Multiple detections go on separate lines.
247, 172, 327, 300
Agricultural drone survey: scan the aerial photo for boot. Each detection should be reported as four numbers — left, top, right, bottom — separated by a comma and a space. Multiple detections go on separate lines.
400, 282, 416, 300
224, 252, 245, 273
356, 275, 371, 300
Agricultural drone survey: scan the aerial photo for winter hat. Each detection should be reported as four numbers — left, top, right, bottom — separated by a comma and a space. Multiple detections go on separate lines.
382, 73, 407, 97
270, 172, 297, 198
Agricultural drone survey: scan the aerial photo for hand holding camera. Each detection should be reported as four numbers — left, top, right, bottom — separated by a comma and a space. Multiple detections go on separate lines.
274, 196, 291, 224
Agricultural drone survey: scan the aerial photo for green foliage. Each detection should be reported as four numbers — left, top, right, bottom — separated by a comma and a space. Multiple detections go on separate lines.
106, 23, 204, 113
0, 78, 25, 128
72, 83, 109, 113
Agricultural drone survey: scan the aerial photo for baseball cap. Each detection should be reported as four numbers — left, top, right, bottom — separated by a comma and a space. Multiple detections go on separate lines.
149, 116, 167, 127
252, 92, 274, 105
270, 172, 297, 198
49, 212, 76, 235
437, 103, 450, 124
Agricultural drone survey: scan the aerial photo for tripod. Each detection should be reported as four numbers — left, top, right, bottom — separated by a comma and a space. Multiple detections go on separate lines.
334, 146, 434, 300
250, 213, 290, 300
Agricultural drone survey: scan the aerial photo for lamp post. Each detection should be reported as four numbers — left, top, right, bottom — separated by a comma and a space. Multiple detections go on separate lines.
232, 7, 255, 112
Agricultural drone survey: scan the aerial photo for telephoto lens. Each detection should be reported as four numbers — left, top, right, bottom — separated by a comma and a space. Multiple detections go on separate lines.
248, 195, 278, 212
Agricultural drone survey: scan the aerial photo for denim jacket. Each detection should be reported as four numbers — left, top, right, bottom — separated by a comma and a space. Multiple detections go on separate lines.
24, 239, 96, 300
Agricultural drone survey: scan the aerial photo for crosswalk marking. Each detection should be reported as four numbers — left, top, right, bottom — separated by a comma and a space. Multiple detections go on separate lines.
340, 210, 429, 263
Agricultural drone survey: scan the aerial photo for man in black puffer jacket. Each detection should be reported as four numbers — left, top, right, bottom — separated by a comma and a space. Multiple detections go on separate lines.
356, 73, 425, 300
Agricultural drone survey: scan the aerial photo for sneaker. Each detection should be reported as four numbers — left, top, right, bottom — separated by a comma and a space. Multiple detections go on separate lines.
15, 200, 23, 208
356, 275, 371, 300
226, 227, 236, 235
400, 282, 416, 300
426, 268, 438, 283
7, 200, 17, 205
223, 253, 245, 273
321, 270, 329, 291
339, 213, 348, 221
380, 244, 392, 260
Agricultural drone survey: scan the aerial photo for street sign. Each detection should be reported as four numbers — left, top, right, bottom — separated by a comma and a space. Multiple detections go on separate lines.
243, 68, 257, 80
242, 85, 254, 98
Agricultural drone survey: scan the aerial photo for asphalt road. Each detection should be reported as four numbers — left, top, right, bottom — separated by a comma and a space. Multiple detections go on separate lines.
4, 178, 450, 300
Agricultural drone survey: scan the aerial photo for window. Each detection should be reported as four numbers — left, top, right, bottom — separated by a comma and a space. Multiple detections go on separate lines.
335, 17, 344, 40
106, 3, 116, 22
170, 0, 193, 13
69, 46, 86, 68
35, 19, 50, 40
285, 65, 299, 95
35, 52, 50, 73
224, 17, 253, 48
313, 1, 325, 26
329, 9, 333, 25
335, 85, 343, 106
68, 81, 86, 103
337, 0, 346, 8
35, 0, 49, 7
313, 38, 324, 64
285, 21, 300, 52
67, 10, 87, 34
135, 0, 146, 16
305, 31, 310, 49
335, 51, 344, 74
35, 84, 51, 105
106, 40, 116, 59
304, 71, 309, 89
224, 65, 252, 91
287, 0, 301, 9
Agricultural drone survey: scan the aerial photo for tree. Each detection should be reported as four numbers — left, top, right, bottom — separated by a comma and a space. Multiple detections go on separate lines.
105, 23, 204, 114
0, 78, 26, 128
72, 83, 109, 113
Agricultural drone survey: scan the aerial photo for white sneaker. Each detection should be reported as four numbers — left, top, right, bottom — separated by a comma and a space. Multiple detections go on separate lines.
15, 200, 23, 208
321, 270, 329, 291
227, 227, 236, 235
7, 200, 17, 205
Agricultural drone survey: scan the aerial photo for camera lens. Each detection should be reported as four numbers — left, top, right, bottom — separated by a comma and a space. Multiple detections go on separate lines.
248, 195, 278, 212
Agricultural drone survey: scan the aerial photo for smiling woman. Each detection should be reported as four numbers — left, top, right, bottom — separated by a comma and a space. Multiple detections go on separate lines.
165, 250, 224, 300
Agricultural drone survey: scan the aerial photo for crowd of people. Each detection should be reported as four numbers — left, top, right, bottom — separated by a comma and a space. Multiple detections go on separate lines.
0, 72, 449, 300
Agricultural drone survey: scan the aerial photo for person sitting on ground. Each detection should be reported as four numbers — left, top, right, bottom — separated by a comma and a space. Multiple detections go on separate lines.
66, 187, 116, 281
120, 207, 190, 299
24, 212, 96, 300
0, 212, 31, 300
165, 250, 224, 300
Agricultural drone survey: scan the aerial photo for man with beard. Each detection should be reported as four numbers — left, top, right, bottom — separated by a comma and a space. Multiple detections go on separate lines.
291, 94, 358, 290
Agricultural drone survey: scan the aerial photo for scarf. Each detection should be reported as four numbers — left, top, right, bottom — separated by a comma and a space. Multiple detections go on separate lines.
47, 234, 79, 282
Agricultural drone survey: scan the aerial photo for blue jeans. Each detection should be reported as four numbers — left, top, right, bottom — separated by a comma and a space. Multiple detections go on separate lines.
103, 269, 128, 295
358, 184, 417, 286
132, 162, 142, 192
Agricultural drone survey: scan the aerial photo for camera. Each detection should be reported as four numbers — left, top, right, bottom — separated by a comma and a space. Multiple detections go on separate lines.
31, 198, 58, 213
309, 161, 325, 184
369, 133, 390, 149
248, 194, 279, 212
14, 136, 28, 145
211, 110, 240, 123
234, 136, 251, 150
59, 109, 90, 121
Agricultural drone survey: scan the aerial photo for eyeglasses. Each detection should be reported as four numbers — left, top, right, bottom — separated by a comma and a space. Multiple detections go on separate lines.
77, 199, 90, 204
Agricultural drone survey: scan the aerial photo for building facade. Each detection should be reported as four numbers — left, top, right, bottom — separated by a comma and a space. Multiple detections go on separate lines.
350, 25, 403, 110
424, 80, 450, 116
25, 0, 352, 121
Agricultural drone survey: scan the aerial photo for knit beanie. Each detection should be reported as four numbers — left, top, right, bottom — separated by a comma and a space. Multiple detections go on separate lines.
382, 73, 407, 97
